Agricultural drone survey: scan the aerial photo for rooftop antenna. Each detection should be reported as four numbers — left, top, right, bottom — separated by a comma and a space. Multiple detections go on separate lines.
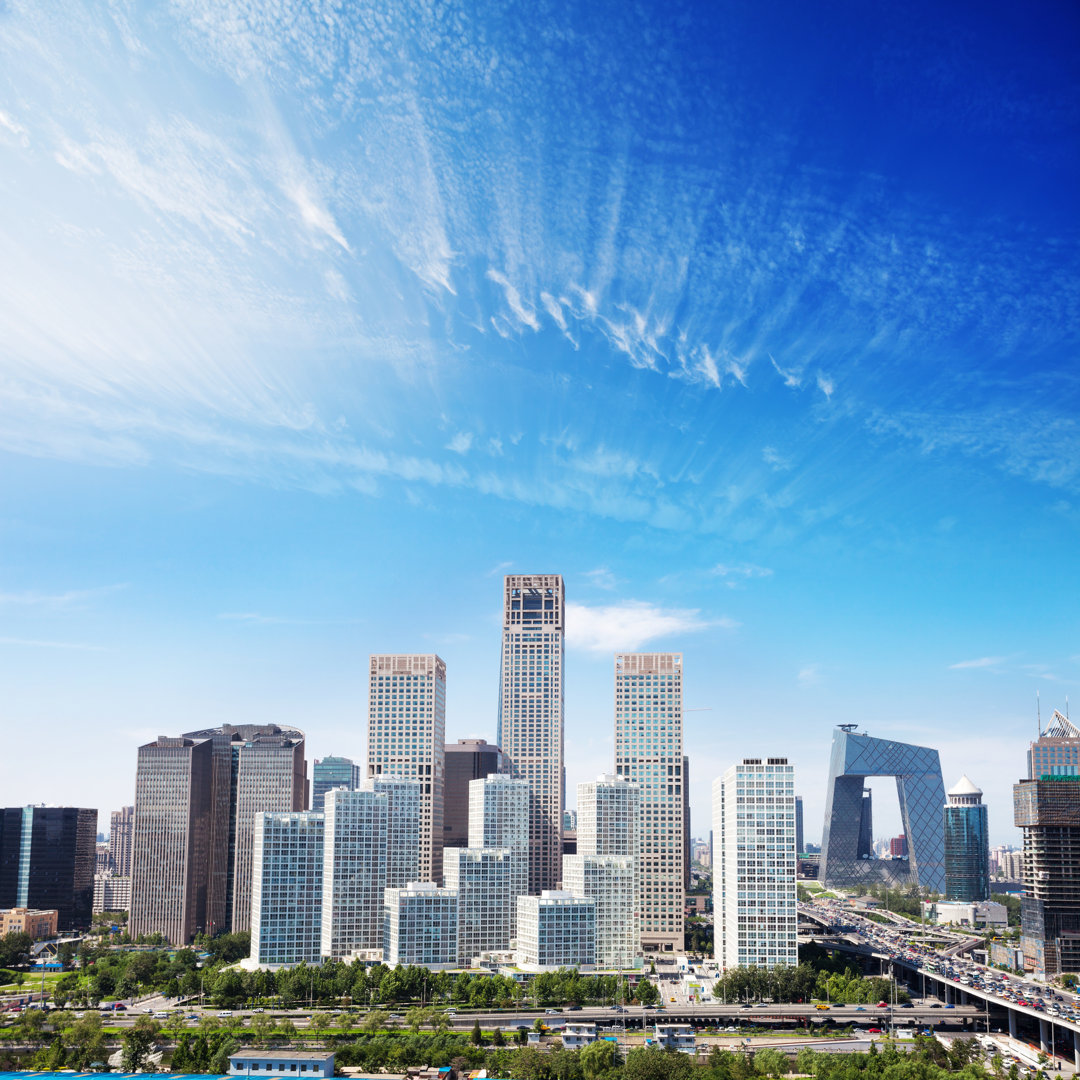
1037, 691, 1042, 738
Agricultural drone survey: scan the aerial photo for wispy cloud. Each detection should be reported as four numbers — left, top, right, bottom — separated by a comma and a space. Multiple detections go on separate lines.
217, 612, 360, 626
710, 563, 773, 587
486, 561, 515, 577
0, 637, 106, 650
445, 431, 474, 454
565, 599, 729, 653
949, 656, 1007, 670
584, 567, 618, 590
762, 446, 792, 471
816, 371, 835, 399
797, 663, 821, 686
0, 584, 127, 608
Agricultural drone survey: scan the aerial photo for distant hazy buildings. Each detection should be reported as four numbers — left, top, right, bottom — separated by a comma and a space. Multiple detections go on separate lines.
944, 776, 990, 902
312, 757, 361, 813
498, 574, 565, 894
443, 739, 508, 849
0, 806, 96, 931
367, 654, 446, 884
109, 806, 134, 879
820, 727, 946, 894
383, 881, 457, 970
614, 652, 685, 952
714, 758, 797, 970
515, 890, 596, 971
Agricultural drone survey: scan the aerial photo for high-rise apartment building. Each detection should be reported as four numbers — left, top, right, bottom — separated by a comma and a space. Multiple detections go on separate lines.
179, 724, 308, 936
361, 775, 422, 889
368, 654, 446, 884
383, 881, 458, 970
250, 811, 324, 968
0, 806, 97, 931
443, 773, 530, 963
443, 739, 508, 848
564, 773, 640, 969
794, 797, 804, 856
312, 757, 361, 813
109, 806, 134, 879
322, 788, 387, 960
614, 652, 685, 952
498, 574, 565, 894
713, 758, 798, 971
93, 874, 132, 914
515, 890, 596, 971
944, 776, 989, 902
130, 735, 214, 943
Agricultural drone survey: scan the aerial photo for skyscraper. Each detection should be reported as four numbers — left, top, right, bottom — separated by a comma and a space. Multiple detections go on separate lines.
443, 739, 508, 848
614, 652, 685, 953
1015, 710, 1080, 977
322, 787, 387, 960
312, 756, 361, 813
713, 758, 797, 971
944, 776, 989, 902
0, 806, 97, 931
179, 724, 308, 935
794, 796, 804, 856
130, 735, 214, 943
383, 881, 458, 970
498, 574, 565, 894
819, 726, 946, 894
367, 654, 446, 884
250, 811, 324, 968
109, 806, 134, 879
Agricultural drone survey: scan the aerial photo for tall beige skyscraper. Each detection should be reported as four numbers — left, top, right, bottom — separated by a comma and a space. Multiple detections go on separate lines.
498, 574, 565, 894
367, 654, 446, 884
109, 805, 135, 879
614, 652, 685, 953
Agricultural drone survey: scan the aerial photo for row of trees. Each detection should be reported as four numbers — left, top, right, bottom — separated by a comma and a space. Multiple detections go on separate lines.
711, 954, 909, 1006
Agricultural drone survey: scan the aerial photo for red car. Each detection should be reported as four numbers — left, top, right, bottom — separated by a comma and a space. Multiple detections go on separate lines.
868, 1027, 882, 1034
876, 1001, 889, 1008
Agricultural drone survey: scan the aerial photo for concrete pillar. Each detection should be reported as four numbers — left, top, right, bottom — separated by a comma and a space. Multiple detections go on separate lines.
1072, 1031, 1079, 1072
1008, 1009, 1017, 1039
1039, 1018, 1049, 1054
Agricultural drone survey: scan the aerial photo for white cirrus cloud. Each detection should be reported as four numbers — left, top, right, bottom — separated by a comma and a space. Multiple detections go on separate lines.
798, 663, 821, 686
711, 562, 773, 584
816, 371, 835, 398
948, 656, 1007, 670
565, 600, 731, 654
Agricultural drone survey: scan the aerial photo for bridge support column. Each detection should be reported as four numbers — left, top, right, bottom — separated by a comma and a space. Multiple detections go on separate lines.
1072, 1030, 1079, 1072
1039, 1018, 1049, 1054
1008, 1009, 1017, 1039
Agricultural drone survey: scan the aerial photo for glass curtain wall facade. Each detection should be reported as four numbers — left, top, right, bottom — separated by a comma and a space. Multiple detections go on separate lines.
943, 776, 990, 902
498, 574, 565, 895
312, 757, 361, 813
819, 727, 946, 894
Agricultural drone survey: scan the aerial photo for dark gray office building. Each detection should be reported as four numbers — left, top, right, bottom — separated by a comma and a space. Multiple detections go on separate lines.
312, 755, 361, 813
0, 806, 98, 930
443, 738, 508, 849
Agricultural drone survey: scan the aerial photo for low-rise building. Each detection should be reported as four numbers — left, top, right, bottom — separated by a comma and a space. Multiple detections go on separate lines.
0, 908, 58, 939
561, 1023, 598, 1049
229, 1052, 334, 1078
921, 899, 1008, 930
515, 890, 595, 972
654, 1024, 696, 1054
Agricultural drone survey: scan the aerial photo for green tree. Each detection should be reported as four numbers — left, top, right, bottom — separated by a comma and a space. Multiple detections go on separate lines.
752, 1048, 788, 1078
471, 1018, 483, 1045
121, 1024, 160, 1071
580, 1037, 617, 1080
624, 1045, 694, 1080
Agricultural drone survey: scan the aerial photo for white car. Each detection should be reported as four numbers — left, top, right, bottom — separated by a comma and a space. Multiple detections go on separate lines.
217, 1010, 233, 1018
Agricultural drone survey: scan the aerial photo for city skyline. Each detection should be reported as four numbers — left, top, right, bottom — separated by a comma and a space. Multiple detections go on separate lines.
2, 0, 1078, 852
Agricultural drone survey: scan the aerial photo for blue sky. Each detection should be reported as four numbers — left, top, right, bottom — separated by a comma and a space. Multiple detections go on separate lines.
1, 0, 1078, 847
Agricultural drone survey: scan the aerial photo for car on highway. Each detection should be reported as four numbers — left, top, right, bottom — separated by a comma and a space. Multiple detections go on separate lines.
217, 1010, 233, 1018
